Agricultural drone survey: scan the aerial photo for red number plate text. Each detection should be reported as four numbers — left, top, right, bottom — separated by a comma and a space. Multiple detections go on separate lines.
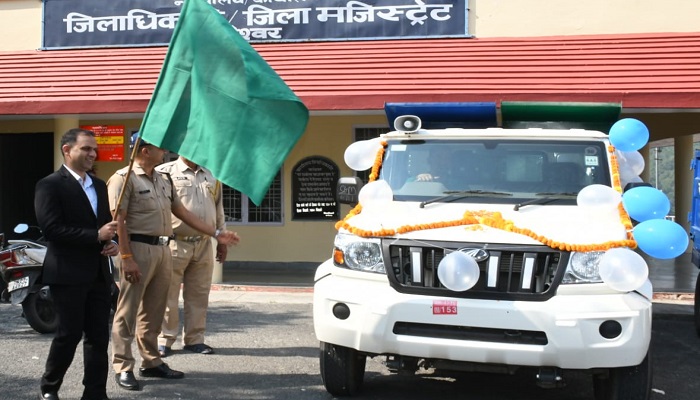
432, 300, 458, 315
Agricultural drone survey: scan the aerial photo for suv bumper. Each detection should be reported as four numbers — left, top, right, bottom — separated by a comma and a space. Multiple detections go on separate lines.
313, 262, 652, 370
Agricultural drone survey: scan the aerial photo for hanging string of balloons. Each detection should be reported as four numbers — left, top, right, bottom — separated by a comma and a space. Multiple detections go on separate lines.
608, 118, 689, 260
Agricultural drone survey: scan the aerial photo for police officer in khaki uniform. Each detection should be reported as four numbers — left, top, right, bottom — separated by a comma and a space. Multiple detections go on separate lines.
156, 156, 227, 356
107, 133, 239, 391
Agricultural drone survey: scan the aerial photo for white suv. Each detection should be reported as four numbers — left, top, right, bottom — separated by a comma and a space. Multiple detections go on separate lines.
313, 110, 652, 400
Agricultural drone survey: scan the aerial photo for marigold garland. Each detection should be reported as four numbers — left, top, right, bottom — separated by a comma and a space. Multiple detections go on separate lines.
608, 146, 636, 241
335, 141, 638, 252
367, 141, 387, 182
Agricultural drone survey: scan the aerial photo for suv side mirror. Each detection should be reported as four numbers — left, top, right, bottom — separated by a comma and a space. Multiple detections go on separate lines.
337, 177, 364, 205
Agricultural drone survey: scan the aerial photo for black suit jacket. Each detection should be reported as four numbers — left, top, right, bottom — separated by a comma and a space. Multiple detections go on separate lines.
34, 165, 113, 286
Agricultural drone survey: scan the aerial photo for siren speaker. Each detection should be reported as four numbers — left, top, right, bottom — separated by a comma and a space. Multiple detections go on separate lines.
393, 115, 422, 133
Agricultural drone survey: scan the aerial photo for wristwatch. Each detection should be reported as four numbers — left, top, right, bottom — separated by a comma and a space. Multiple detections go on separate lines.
214, 229, 222, 238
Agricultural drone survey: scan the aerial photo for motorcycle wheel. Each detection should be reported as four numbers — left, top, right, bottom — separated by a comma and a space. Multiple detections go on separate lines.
22, 289, 59, 334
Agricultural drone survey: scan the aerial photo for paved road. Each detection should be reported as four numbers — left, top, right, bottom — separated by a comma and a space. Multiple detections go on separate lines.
1, 290, 699, 400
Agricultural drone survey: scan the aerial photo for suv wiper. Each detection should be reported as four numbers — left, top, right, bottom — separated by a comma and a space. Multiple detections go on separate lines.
420, 190, 513, 208
513, 192, 578, 211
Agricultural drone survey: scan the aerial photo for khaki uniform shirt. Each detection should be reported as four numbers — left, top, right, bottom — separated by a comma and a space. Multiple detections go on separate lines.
155, 159, 225, 236
107, 163, 180, 236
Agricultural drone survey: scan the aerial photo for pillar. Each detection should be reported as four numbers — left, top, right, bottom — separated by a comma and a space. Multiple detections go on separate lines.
638, 146, 650, 183
674, 135, 693, 252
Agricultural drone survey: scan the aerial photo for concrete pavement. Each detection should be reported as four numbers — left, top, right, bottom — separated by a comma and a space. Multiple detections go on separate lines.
208, 285, 313, 304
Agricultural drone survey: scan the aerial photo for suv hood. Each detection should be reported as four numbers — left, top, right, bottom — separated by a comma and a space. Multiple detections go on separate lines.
342, 202, 628, 247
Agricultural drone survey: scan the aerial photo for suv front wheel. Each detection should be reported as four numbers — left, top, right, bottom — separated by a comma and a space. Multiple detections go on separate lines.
592, 348, 652, 400
320, 341, 366, 396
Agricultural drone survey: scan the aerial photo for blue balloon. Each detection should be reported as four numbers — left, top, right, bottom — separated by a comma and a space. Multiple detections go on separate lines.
609, 118, 649, 152
622, 186, 670, 222
633, 219, 689, 259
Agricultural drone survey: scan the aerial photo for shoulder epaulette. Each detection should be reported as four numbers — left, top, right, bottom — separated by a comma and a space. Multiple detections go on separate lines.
155, 161, 175, 174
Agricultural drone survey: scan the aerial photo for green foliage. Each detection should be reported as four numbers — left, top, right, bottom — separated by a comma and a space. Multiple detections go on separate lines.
647, 144, 700, 216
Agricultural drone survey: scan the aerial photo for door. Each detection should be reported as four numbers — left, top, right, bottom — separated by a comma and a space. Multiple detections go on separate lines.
0, 132, 53, 238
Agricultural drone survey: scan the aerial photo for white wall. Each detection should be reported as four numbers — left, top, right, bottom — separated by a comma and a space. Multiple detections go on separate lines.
0, 0, 41, 50
2, 0, 700, 51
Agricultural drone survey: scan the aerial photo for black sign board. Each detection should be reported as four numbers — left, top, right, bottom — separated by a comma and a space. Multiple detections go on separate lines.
292, 156, 339, 220
43, 0, 467, 49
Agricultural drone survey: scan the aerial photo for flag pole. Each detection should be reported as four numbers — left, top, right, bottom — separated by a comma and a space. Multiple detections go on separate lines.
112, 135, 142, 220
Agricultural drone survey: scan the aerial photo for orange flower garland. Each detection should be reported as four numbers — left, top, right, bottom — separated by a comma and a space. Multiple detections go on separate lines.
367, 141, 386, 182
336, 140, 638, 252
471, 211, 637, 252
608, 145, 636, 240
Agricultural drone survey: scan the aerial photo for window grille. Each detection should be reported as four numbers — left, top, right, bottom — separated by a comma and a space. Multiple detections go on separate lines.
222, 171, 283, 225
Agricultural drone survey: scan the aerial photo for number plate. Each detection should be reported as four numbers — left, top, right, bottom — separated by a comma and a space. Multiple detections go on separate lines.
8, 276, 29, 292
432, 300, 457, 315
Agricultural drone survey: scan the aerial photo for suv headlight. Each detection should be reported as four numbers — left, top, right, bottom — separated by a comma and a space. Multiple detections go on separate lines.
562, 251, 604, 284
332, 233, 385, 274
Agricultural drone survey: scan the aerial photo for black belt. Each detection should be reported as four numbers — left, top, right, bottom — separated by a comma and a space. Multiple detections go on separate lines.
130, 234, 171, 246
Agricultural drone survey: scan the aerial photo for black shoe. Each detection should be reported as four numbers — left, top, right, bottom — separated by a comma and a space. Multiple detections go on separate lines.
183, 343, 214, 354
115, 371, 140, 391
40, 392, 59, 400
158, 345, 172, 357
139, 363, 184, 379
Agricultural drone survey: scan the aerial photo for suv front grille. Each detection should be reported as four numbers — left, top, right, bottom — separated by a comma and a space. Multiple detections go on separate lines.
385, 240, 566, 301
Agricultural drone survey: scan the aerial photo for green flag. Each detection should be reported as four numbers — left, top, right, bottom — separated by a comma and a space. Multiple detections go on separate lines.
139, 0, 309, 205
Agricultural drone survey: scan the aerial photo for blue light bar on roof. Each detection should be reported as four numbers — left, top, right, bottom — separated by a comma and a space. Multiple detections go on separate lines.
384, 102, 498, 129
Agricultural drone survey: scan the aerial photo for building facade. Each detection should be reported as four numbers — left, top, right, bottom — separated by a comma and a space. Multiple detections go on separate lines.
0, 0, 699, 269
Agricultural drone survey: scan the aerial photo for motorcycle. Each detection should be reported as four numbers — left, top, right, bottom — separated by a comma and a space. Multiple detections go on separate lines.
0, 223, 57, 333
0, 224, 121, 334
0, 224, 120, 334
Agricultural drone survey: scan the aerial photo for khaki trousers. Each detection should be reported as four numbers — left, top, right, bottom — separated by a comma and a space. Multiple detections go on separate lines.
159, 238, 214, 347
112, 242, 172, 372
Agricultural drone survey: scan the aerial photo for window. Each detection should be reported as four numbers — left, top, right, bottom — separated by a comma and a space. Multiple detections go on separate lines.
381, 139, 609, 202
354, 126, 390, 184
222, 171, 283, 225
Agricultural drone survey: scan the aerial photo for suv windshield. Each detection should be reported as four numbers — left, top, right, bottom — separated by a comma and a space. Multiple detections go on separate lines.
379, 139, 610, 204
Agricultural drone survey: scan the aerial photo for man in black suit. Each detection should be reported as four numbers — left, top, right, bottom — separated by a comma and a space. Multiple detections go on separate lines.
35, 128, 119, 400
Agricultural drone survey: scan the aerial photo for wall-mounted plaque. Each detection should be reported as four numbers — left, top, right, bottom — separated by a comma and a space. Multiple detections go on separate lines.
292, 156, 339, 220
80, 125, 125, 161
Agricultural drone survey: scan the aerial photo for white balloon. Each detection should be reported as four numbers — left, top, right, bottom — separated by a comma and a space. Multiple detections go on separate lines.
599, 248, 649, 292
344, 139, 383, 171
358, 180, 393, 210
577, 184, 622, 210
619, 151, 645, 176
437, 252, 480, 292
617, 162, 638, 183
